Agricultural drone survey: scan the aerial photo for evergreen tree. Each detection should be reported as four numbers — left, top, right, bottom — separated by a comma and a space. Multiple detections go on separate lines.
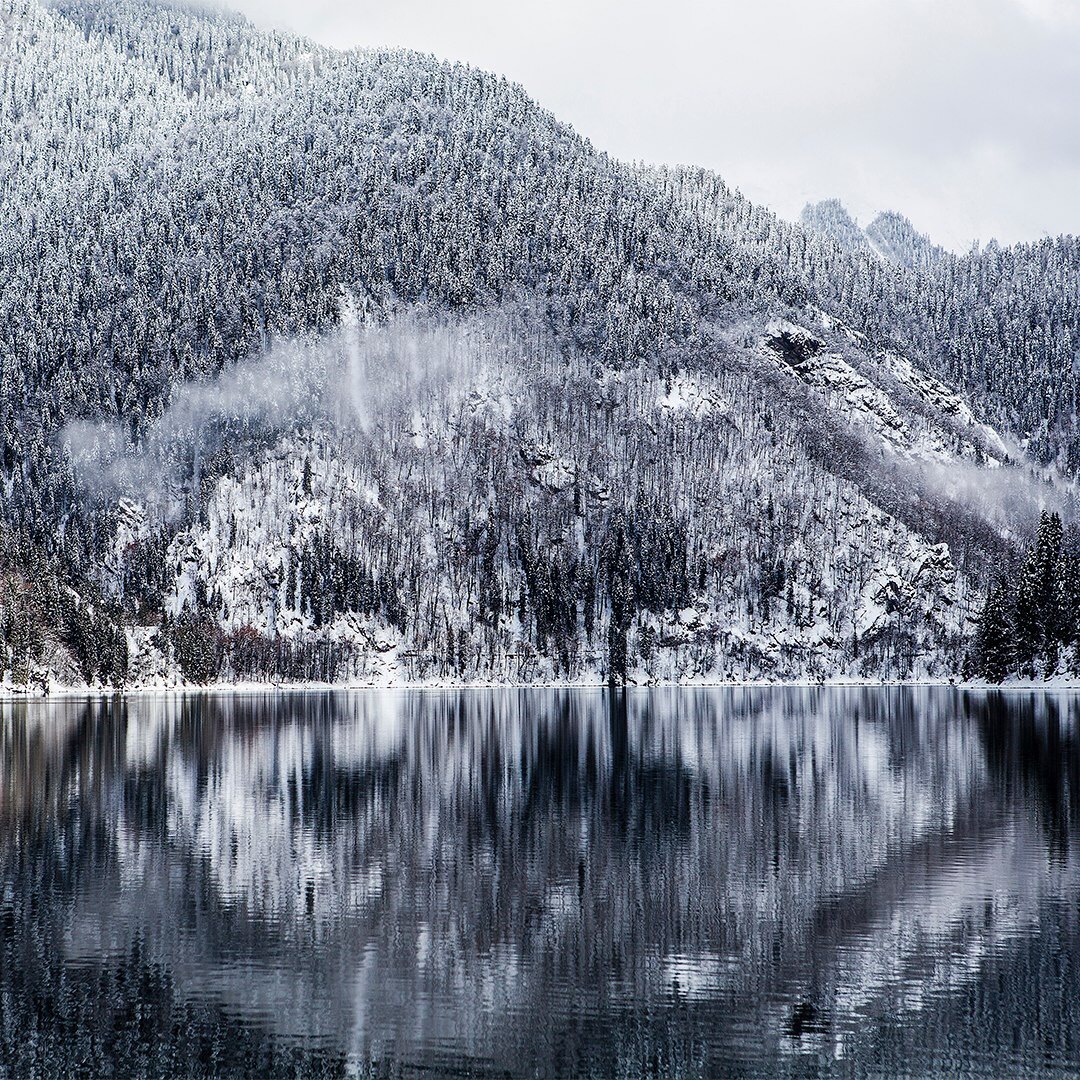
972, 578, 1015, 683
604, 518, 634, 687
1014, 511, 1065, 677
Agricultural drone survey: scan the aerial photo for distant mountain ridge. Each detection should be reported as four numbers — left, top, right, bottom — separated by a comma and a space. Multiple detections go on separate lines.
0, 0, 1077, 690
800, 199, 947, 272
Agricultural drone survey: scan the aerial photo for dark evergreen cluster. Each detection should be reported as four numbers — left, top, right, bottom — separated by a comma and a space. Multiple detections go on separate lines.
0, 529, 127, 686
286, 532, 406, 633
968, 511, 1080, 682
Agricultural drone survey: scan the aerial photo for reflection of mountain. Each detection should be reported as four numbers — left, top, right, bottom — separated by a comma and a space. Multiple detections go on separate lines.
1, 689, 1079, 1076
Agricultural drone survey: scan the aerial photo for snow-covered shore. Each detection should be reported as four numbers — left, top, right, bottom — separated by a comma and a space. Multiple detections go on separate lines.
5, 675, 1080, 702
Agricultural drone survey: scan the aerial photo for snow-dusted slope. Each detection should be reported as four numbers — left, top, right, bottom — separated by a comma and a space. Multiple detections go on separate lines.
94, 306, 1034, 687
0, 0, 1073, 690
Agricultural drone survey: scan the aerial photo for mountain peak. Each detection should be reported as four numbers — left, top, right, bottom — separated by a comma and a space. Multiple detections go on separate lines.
799, 199, 946, 272
865, 210, 947, 272
799, 199, 873, 255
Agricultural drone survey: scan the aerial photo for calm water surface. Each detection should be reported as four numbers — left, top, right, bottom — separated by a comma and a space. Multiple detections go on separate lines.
1, 687, 1079, 1077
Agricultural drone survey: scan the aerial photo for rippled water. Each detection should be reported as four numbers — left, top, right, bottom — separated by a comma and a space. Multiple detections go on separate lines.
1, 688, 1079, 1077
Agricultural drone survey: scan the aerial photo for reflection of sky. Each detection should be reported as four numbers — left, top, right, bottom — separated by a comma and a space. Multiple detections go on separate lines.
1, 688, 1078, 1073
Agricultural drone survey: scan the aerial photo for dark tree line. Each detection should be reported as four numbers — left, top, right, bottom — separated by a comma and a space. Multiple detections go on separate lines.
0, 529, 127, 687
968, 511, 1080, 682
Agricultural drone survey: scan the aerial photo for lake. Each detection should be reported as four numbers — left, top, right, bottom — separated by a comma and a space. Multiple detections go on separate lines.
1, 688, 1078, 1077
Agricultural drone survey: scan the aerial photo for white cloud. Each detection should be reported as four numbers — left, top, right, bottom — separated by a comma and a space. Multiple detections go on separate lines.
227, 0, 1080, 249
1011, 0, 1080, 25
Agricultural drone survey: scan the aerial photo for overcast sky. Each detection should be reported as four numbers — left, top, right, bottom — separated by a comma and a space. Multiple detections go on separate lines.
229, 0, 1080, 251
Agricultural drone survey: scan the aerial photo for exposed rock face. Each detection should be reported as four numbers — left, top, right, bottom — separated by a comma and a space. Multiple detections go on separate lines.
765, 321, 827, 367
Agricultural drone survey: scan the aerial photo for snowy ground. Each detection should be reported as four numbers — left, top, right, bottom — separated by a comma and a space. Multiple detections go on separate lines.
7, 675, 1080, 701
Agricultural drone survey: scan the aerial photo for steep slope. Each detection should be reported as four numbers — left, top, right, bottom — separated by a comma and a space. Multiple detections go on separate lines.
661, 170, 1080, 472
117, 312, 999, 686
0, 0, 1073, 688
102, 297, 1027, 686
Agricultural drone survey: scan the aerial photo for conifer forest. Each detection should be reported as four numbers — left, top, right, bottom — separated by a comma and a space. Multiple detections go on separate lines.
2, 0, 1080, 689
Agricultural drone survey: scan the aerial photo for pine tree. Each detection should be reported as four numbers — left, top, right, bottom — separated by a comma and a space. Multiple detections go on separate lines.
1015, 511, 1065, 677
973, 577, 1015, 683
604, 518, 634, 687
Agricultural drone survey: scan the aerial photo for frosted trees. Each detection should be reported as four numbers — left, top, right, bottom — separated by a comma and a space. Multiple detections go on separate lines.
1014, 512, 1067, 677
971, 580, 1015, 684
0, 0, 1076, 687
969, 512, 1080, 682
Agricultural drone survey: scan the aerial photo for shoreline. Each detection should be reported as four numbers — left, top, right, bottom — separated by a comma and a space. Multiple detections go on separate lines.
4, 677, 1080, 701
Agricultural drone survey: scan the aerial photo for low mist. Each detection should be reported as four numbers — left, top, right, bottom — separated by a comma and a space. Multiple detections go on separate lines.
61, 308, 480, 520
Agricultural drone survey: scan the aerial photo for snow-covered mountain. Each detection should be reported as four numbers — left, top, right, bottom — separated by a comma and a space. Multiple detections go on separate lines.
864, 211, 948, 273
1, 0, 1078, 688
800, 201, 947, 272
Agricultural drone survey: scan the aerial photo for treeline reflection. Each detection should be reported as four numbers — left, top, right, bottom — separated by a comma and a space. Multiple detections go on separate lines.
1, 688, 1078, 1077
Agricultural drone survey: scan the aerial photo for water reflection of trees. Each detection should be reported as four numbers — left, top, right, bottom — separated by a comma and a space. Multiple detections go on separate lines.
974, 690, 1080, 863
1, 688, 1078, 1076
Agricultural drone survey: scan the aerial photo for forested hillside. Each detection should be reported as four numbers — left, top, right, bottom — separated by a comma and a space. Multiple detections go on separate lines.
0, 0, 1076, 689
659, 170, 1080, 469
